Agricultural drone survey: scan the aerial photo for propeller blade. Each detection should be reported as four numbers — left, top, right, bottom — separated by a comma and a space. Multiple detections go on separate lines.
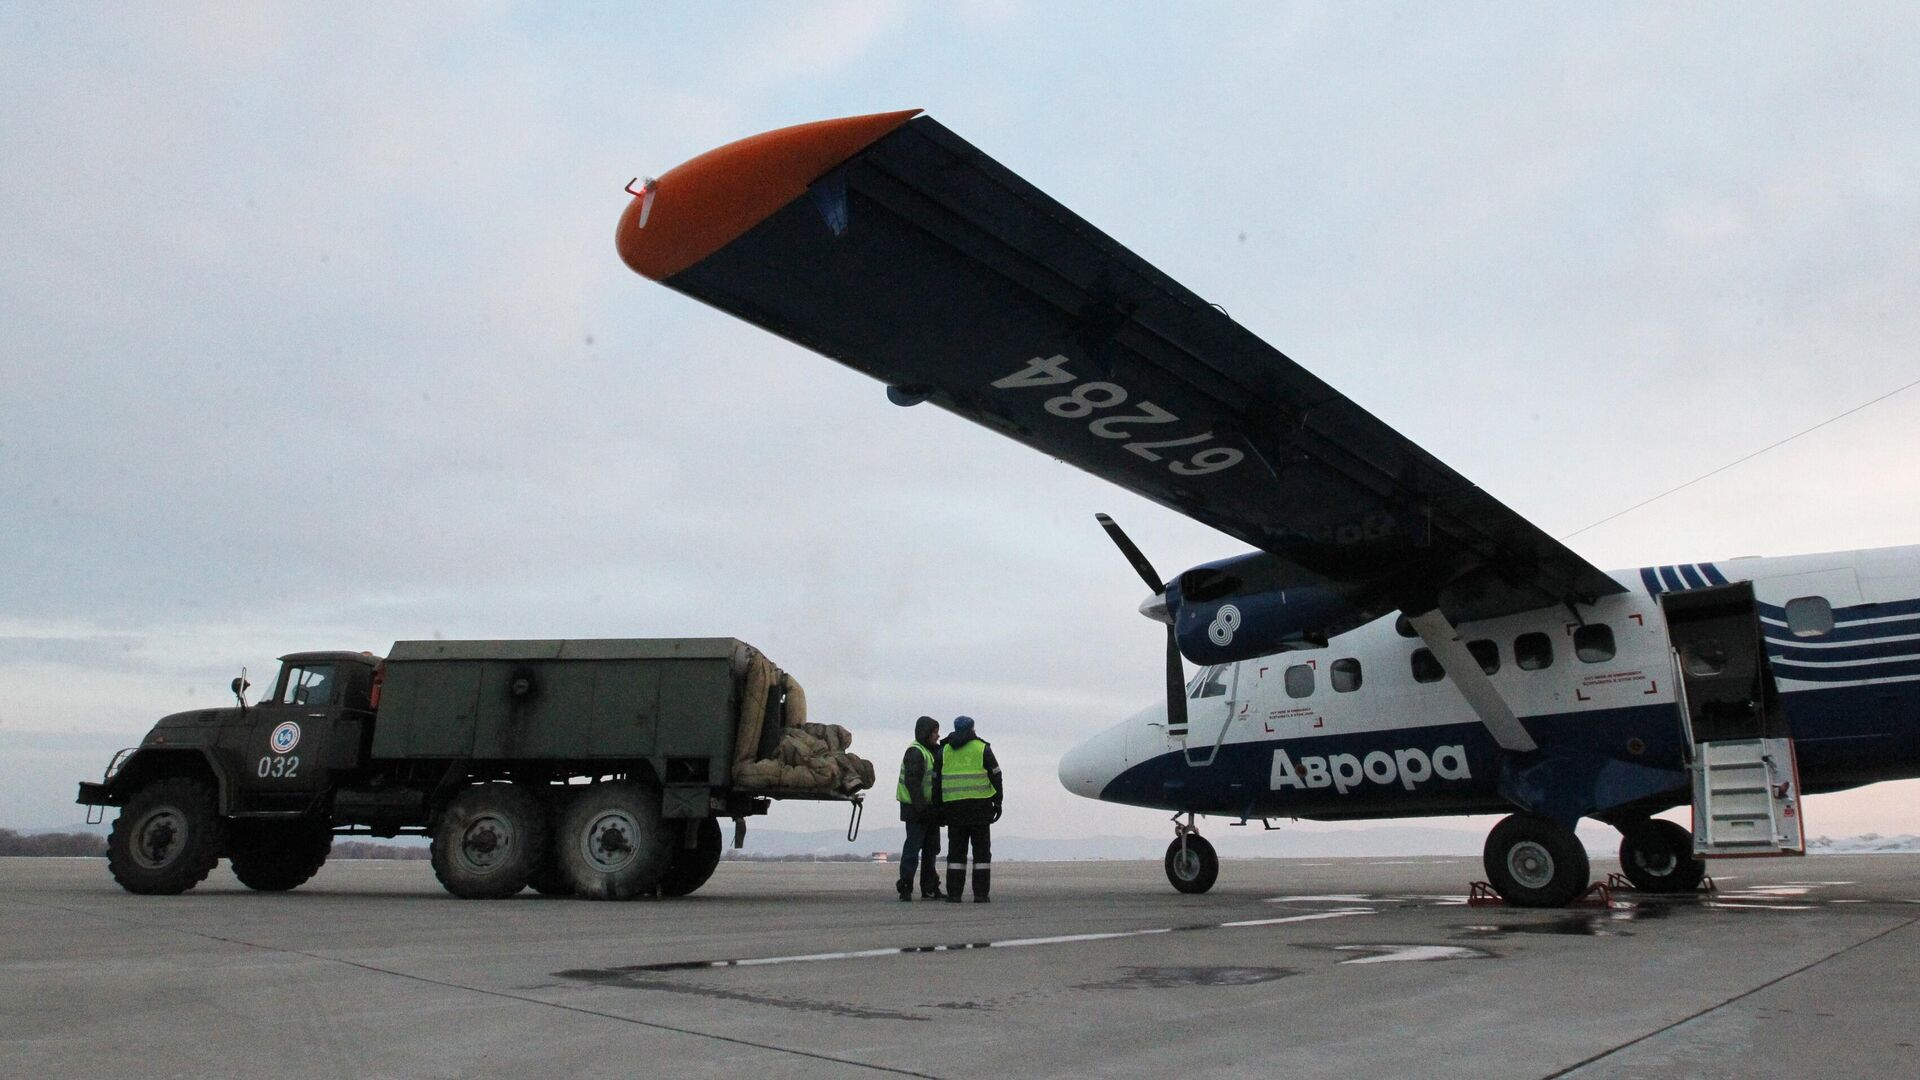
1164, 628, 1189, 731
1095, 513, 1164, 592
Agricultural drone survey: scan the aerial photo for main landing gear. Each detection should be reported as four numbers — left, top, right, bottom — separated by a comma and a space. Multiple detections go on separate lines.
1482, 813, 1590, 908
1616, 818, 1707, 893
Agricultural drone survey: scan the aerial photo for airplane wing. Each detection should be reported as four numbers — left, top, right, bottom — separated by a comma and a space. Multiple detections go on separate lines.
617, 110, 1625, 626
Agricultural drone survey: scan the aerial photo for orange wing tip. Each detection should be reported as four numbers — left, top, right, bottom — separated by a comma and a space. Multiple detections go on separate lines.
616, 109, 923, 281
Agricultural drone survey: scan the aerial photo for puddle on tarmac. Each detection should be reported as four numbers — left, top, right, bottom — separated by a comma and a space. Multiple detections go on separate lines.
1076, 965, 1297, 990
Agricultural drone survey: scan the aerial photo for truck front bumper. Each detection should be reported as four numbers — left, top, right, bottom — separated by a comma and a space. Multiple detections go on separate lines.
76, 781, 117, 807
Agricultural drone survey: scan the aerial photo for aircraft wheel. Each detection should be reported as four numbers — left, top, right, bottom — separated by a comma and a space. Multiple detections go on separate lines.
1617, 819, 1705, 893
1484, 813, 1590, 908
556, 779, 672, 900
1164, 834, 1219, 894
431, 783, 549, 899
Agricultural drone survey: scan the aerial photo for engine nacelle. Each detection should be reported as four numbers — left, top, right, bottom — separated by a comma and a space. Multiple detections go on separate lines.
1167, 552, 1384, 664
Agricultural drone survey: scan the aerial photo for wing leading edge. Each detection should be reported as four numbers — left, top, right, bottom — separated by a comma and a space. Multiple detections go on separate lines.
618, 111, 1624, 625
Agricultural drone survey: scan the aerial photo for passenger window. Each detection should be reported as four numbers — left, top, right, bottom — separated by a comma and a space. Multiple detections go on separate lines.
1574, 624, 1616, 663
280, 664, 335, 707
1331, 658, 1362, 693
1515, 633, 1553, 671
1393, 614, 1417, 638
1785, 596, 1834, 638
1285, 664, 1315, 699
1192, 666, 1230, 699
1468, 639, 1500, 675
1410, 648, 1445, 683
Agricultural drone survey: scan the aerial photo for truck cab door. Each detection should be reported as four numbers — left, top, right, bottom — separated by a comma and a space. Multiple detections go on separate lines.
234, 661, 341, 812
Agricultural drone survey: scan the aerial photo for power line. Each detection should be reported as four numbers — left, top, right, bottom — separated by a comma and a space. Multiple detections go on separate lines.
1560, 373, 1920, 540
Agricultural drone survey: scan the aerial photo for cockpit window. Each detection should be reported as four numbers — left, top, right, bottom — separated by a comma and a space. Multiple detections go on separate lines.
279, 664, 336, 707
1189, 665, 1231, 699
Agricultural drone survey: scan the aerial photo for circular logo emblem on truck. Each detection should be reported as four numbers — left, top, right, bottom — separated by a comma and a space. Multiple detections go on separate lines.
270, 721, 302, 754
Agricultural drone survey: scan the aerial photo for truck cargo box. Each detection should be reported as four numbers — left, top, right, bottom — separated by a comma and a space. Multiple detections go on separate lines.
371, 638, 760, 786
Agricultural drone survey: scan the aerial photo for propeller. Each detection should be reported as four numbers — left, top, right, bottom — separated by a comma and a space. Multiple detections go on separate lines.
1095, 513, 1190, 733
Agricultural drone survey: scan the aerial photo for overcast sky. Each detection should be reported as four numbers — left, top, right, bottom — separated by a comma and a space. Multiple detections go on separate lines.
4, 4, 1918, 847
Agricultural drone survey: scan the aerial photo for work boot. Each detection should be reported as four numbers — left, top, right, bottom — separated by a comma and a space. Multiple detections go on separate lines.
921, 882, 945, 900
896, 880, 913, 902
973, 868, 991, 902
945, 866, 965, 901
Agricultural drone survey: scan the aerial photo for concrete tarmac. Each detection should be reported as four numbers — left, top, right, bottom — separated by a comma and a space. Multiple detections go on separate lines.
3, 853, 1918, 1079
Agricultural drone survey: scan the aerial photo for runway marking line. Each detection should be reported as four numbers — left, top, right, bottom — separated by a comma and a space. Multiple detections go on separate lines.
601, 907, 1376, 973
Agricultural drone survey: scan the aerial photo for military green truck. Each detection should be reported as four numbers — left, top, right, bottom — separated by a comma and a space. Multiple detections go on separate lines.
76, 638, 871, 900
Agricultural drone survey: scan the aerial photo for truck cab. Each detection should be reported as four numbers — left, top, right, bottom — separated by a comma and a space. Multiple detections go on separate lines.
225, 651, 380, 811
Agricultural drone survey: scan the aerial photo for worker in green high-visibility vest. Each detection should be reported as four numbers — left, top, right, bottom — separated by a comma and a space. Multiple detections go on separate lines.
894, 715, 944, 901
938, 715, 1003, 902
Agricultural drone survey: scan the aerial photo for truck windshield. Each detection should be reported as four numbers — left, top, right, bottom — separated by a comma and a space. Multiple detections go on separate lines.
279, 664, 336, 707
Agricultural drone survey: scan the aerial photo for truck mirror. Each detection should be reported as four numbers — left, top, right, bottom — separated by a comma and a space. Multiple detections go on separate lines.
231, 671, 251, 709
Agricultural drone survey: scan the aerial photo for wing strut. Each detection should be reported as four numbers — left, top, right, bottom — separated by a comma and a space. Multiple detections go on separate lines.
1405, 610, 1538, 753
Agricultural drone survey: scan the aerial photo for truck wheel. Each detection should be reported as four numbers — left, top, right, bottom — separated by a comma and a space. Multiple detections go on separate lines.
658, 817, 724, 898
106, 777, 227, 895
1484, 813, 1591, 908
1618, 819, 1706, 893
228, 820, 333, 892
556, 779, 671, 900
431, 784, 548, 899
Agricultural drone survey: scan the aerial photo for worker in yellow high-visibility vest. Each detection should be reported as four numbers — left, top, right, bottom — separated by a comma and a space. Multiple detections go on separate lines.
894, 715, 944, 900
938, 715, 1003, 902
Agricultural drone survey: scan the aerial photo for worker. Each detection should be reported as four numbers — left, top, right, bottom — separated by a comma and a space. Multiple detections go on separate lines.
895, 715, 944, 900
939, 715, 1002, 902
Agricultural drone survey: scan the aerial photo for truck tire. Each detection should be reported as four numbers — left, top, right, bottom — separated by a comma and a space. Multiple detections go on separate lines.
556, 779, 672, 900
658, 817, 724, 898
228, 820, 333, 892
523, 787, 576, 896
106, 777, 227, 895
431, 784, 549, 899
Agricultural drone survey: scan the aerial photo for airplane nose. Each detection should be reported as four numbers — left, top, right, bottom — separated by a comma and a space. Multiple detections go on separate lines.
1058, 721, 1131, 800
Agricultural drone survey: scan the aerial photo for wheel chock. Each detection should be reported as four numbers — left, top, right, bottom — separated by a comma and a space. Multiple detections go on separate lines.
1468, 880, 1615, 908
1606, 872, 1717, 895
1569, 882, 1615, 908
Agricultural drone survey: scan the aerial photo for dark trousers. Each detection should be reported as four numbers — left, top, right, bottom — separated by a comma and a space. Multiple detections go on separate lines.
946, 821, 992, 898
898, 819, 941, 893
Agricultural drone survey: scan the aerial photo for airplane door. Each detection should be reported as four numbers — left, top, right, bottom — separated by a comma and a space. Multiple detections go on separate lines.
1177, 663, 1239, 766
1659, 582, 1804, 856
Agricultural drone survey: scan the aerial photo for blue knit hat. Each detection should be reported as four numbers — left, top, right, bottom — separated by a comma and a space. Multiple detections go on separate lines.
952, 715, 975, 734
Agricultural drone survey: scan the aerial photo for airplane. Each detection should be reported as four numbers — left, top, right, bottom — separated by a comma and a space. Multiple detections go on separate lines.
613, 109, 1920, 907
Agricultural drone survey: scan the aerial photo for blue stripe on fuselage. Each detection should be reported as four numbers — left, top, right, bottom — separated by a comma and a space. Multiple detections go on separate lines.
1098, 681, 1920, 818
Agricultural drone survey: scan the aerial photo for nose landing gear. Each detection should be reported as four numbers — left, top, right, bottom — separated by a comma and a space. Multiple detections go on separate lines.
1164, 813, 1219, 894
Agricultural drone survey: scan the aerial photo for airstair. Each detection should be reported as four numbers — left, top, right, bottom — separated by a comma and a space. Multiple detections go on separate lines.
1690, 737, 1803, 856
1662, 581, 1806, 859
